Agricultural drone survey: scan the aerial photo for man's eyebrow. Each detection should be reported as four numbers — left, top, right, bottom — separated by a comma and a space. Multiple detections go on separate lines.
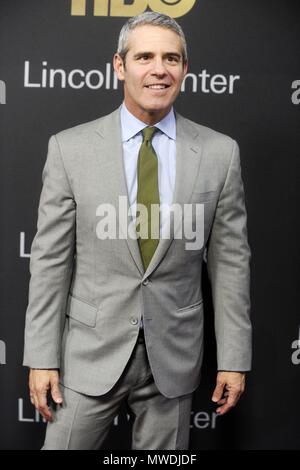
133, 52, 182, 59
133, 51, 153, 58
164, 52, 182, 58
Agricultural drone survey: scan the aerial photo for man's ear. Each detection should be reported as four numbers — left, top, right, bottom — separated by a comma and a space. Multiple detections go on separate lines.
113, 53, 125, 81
183, 60, 188, 77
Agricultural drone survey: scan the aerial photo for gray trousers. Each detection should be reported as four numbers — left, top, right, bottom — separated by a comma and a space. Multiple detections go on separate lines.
43, 332, 193, 450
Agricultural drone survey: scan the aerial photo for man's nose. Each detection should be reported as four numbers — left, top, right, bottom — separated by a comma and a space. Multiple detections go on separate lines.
151, 58, 167, 76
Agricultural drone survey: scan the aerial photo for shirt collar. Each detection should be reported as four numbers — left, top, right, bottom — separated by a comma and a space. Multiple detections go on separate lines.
120, 102, 176, 142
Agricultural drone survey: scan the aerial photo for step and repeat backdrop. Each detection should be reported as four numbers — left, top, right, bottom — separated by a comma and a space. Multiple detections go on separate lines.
0, 0, 299, 450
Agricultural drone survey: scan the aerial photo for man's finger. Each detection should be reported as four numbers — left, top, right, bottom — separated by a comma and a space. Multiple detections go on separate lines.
36, 390, 53, 421
51, 381, 63, 404
216, 397, 227, 405
29, 386, 36, 405
212, 381, 225, 402
30, 393, 35, 406
30, 391, 39, 409
216, 390, 241, 415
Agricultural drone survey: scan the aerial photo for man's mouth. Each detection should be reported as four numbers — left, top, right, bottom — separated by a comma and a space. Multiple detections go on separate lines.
145, 84, 170, 90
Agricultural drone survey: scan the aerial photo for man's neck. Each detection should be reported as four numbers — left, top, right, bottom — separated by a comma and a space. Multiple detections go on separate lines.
123, 102, 172, 126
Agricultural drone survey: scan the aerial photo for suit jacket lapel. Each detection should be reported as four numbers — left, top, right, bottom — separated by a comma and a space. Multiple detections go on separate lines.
94, 107, 144, 276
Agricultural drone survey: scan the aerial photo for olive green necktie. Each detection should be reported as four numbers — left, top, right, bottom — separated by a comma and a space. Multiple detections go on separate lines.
136, 127, 160, 270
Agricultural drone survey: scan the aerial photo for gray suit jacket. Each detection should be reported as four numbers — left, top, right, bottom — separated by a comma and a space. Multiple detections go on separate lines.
23, 107, 252, 398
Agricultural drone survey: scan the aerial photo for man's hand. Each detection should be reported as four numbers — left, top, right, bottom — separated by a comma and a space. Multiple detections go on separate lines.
212, 371, 246, 415
29, 369, 63, 422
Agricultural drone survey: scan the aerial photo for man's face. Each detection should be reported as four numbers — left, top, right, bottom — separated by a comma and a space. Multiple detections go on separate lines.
114, 25, 188, 124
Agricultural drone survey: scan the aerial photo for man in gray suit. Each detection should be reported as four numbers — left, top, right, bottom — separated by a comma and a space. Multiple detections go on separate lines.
23, 12, 252, 450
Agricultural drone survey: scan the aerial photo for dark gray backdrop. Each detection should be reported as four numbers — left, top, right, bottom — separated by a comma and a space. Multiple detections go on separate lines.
0, 0, 299, 450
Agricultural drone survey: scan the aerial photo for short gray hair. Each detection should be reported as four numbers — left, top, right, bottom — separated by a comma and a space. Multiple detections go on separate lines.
117, 12, 188, 65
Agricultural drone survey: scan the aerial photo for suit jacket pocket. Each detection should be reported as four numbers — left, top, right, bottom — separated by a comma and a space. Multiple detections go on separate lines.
176, 298, 203, 313
191, 190, 218, 203
66, 294, 97, 328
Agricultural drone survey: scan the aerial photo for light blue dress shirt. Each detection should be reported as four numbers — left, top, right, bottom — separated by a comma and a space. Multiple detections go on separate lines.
120, 103, 177, 330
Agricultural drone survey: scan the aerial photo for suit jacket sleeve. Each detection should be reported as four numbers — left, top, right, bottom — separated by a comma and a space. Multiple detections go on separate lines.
206, 140, 252, 371
23, 135, 76, 368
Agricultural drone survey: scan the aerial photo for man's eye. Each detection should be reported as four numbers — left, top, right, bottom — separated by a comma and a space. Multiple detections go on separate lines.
140, 55, 150, 61
167, 56, 179, 63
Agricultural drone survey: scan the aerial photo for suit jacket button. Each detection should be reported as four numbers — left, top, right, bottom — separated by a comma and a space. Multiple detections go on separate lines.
142, 279, 149, 286
130, 317, 138, 325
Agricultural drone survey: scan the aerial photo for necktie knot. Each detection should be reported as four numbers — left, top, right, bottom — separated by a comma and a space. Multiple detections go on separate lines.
142, 126, 157, 144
